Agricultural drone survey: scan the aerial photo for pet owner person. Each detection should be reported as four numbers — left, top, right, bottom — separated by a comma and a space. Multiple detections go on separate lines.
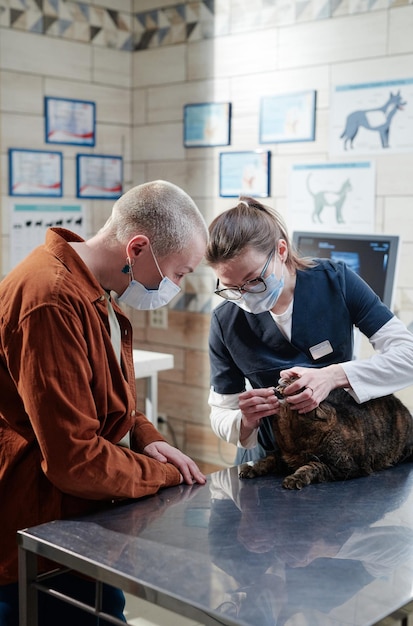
206, 197, 413, 463
0, 180, 208, 626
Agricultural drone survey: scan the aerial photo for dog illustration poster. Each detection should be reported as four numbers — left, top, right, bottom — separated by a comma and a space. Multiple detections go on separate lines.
288, 162, 375, 233
330, 78, 413, 155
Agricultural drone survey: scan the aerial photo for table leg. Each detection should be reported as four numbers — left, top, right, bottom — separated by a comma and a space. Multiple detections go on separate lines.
18, 545, 38, 626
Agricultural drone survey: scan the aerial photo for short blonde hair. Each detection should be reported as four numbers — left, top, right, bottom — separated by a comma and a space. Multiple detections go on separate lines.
102, 180, 208, 256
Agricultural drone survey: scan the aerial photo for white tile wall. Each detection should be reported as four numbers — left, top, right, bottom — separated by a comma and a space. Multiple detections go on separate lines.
376, 154, 413, 196
92, 46, 132, 88
187, 29, 278, 81
95, 121, 133, 157
0, 71, 43, 115
145, 79, 230, 124
133, 122, 185, 161
230, 66, 330, 114
133, 89, 147, 125
388, 6, 413, 55
44, 78, 132, 125
278, 12, 388, 68
383, 197, 413, 241
62, 156, 77, 198
132, 45, 186, 88
331, 53, 413, 86
0, 30, 92, 81
1, 112, 44, 149
397, 243, 413, 293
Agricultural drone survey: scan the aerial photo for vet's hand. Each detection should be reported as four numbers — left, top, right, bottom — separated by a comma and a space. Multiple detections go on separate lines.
279, 364, 349, 413
239, 388, 281, 431
143, 441, 207, 486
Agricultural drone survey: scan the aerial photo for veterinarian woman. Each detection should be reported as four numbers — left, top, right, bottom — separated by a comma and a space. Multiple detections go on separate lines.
206, 197, 413, 463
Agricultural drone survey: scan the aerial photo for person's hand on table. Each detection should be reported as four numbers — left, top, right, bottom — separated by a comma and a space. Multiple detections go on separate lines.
143, 441, 207, 485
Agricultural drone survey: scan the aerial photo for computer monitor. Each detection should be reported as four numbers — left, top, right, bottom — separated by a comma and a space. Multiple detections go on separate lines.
292, 231, 400, 310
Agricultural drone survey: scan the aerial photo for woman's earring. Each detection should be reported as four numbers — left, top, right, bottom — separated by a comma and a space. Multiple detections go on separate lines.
121, 257, 134, 274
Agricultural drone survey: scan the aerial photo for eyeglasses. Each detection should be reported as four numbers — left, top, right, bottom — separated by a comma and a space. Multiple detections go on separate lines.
214, 249, 275, 300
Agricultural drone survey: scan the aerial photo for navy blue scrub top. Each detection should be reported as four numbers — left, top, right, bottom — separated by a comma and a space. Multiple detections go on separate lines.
209, 259, 393, 455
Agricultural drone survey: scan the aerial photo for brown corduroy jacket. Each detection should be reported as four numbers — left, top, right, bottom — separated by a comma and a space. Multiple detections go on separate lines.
0, 228, 181, 584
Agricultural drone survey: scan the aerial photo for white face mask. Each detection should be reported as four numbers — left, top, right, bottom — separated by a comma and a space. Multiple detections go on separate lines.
118, 247, 180, 311
232, 269, 284, 314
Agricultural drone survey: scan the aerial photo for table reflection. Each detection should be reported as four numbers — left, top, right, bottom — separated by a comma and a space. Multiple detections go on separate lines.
208, 464, 413, 625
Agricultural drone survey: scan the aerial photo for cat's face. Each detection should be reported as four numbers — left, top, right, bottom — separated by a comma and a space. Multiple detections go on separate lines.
275, 377, 333, 423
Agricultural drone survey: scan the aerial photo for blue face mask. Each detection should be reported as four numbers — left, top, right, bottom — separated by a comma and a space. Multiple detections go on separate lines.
233, 268, 284, 314
118, 275, 180, 310
118, 246, 180, 311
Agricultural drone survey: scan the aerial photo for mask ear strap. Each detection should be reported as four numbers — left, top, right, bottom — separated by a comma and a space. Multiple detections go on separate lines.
149, 244, 165, 279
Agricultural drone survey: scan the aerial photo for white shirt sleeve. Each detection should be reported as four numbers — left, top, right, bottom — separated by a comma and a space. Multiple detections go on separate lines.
208, 388, 259, 449
342, 316, 413, 403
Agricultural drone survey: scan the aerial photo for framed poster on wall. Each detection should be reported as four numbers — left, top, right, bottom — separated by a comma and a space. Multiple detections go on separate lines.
76, 154, 122, 199
45, 97, 96, 146
288, 161, 375, 233
329, 78, 413, 155
260, 90, 316, 144
9, 148, 63, 197
184, 102, 231, 147
219, 150, 271, 198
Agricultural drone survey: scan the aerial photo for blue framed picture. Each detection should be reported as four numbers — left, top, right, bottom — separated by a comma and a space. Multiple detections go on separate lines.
45, 96, 96, 146
9, 148, 63, 197
184, 102, 231, 147
219, 150, 271, 198
76, 154, 122, 199
260, 90, 316, 144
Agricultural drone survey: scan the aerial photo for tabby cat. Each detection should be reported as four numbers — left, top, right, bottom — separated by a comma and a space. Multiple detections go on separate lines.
239, 378, 413, 490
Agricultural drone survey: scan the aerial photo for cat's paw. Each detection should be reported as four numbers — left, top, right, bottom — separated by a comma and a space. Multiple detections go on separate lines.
282, 473, 311, 490
238, 463, 258, 479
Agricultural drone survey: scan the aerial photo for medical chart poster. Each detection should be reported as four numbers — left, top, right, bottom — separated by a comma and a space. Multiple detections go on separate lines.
259, 90, 316, 144
288, 162, 375, 234
9, 148, 63, 197
184, 102, 231, 147
45, 97, 96, 146
10, 203, 86, 269
76, 154, 123, 199
329, 78, 413, 155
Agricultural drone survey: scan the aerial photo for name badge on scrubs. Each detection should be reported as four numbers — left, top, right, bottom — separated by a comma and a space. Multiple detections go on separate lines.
309, 340, 333, 360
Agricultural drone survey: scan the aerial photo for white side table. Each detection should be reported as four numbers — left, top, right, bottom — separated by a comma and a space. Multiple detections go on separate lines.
133, 349, 174, 427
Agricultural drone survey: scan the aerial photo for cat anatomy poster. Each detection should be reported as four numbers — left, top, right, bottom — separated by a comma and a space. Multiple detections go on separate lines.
288, 162, 375, 233
330, 78, 413, 155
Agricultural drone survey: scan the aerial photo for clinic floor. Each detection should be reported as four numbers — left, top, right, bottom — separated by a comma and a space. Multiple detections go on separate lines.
123, 459, 224, 626
123, 594, 204, 626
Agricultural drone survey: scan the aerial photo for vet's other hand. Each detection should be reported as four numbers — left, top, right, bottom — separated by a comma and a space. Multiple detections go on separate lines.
143, 441, 207, 485
279, 364, 349, 413
239, 387, 281, 430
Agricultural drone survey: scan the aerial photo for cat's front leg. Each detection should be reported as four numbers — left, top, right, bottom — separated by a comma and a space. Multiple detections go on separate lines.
239, 454, 279, 479
283, 461, 333, 490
